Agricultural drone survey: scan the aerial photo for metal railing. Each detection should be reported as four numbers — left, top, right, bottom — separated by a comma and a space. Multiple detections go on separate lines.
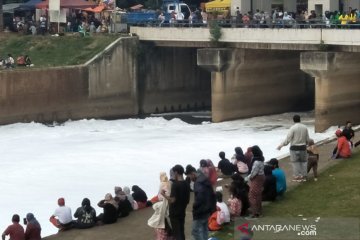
128, 17, 360, 29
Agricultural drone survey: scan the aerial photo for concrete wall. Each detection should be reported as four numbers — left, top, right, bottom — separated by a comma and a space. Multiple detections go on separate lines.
301, 51, 360, 132
0, 67, 88, 124
283, 0, 297, 12
88, 38, 137, 100
308, 0, 339, 13
252, 0, 271, 13
0, 37, 138, 125
231, 0, 251, 16
198, 48, 314, 123
345, 0, 360, 10
138, 44, 211, 114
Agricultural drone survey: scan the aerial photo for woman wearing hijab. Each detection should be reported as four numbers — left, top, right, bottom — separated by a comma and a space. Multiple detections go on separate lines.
114, 186, 133, 218
157, 172, 171, 202
245, 145, 265, 218
74, 198, 97, 229
123, 186, 136, 210
97, 193, 118, 224
25, 213, 41, 240
206, 159, 218, 188
132, 185, 149, 209
148, 172, 173, 239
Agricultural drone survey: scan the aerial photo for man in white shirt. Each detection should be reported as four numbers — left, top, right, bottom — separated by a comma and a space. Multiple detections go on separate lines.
49, 198, 73, 230
277, 115, 310, 182
5, 54, 14, 69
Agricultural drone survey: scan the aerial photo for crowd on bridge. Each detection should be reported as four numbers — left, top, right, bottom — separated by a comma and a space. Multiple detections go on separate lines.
153, 6, 360, 29
2, 116, 358, 240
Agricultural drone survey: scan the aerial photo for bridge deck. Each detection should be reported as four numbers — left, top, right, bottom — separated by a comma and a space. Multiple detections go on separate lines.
130, 27, 360, 51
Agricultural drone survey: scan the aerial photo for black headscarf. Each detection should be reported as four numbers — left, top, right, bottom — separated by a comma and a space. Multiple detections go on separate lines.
82, 198, 92, 213
26, 213, 41, 229
235, 147, 245, 160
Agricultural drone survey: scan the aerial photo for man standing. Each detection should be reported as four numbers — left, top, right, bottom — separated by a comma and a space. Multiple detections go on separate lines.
161, 165, 190, 240
277, 114, 310, 182
2, 214, 24, 240
49, 198, 73, 230
185, 165, 216, 240
342, 121, 355, 147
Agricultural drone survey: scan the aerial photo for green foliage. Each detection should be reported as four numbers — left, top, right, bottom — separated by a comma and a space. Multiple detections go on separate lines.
319, 40, 330, 51
0, 34, 118, 67
209, 20, 222, 44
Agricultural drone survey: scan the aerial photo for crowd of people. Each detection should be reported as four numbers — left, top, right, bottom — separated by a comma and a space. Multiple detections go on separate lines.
8, 11, 112, 36
2, 115, 357, 240
0, 54, 33, 69
230, 8, 360, 28
154, 7, 360, 29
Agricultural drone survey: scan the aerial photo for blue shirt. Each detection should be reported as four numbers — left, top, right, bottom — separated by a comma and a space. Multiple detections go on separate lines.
272, 168, 287, 194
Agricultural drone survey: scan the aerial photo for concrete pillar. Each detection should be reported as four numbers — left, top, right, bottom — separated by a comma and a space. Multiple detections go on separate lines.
198, 48, 313, 123
301, 52, 360, 132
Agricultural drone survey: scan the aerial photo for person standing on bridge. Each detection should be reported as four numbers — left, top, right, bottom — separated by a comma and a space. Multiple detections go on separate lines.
277, 114, 310, 182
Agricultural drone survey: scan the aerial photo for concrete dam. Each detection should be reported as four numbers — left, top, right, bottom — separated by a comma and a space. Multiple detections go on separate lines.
1, 29, 359, 132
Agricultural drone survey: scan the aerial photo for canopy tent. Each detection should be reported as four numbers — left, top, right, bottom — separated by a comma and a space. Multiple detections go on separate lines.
3, 3, 21, 13
16, 0, 43, 11
205, 0, 230, 12
83, 5, 105, 13
36, 0, 97, 9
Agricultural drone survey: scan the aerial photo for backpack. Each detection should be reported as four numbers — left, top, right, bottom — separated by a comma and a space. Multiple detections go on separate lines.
237, 161, 249, 174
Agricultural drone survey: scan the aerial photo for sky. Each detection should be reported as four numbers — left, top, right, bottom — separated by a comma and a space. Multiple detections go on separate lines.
0, 111, 337, 237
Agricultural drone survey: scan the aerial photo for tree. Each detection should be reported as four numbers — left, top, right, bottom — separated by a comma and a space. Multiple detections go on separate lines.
0, 0, 3, 32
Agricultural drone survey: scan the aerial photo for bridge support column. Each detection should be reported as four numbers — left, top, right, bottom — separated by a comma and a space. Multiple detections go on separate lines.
198, 48, 313, 123
301, 52, 360, 132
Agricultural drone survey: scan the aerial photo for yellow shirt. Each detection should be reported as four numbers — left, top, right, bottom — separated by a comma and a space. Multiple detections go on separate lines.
349, 13, 357, 23
339, 15, 349, 25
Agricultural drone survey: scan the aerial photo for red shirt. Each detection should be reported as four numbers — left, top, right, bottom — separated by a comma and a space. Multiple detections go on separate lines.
337, 136, 351, 158
3, 223, 25, 240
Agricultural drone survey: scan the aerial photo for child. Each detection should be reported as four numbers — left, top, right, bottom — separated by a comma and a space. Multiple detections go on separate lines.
208, 191, 229, 231
307, 139, 319, 181
268, 158, 287, 197
215, 191, 230, 223
227, 184, 242, 221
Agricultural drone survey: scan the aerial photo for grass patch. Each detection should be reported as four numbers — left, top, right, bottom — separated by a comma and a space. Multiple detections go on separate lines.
211, 152, 360, 240
0, 34, 119, 67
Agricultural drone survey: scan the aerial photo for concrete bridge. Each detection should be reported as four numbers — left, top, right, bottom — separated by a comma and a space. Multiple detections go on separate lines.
130, 27, 360, 132
1, 28, 359, 132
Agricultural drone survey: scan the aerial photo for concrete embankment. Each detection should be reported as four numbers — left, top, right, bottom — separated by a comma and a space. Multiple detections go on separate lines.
0, 37, 138, 125
0, 37, 211, 125
43, 133, 359, 240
